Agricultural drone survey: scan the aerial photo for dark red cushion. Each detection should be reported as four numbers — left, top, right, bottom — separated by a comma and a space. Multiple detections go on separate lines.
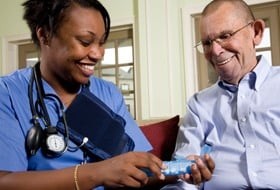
140, 115, 180, 161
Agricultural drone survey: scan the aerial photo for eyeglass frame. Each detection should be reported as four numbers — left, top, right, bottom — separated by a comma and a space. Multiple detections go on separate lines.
194, 21, 254, 53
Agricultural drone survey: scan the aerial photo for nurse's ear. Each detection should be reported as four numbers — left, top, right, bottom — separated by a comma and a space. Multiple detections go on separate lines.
36, 27, 50, 46
252, 19, 265, 46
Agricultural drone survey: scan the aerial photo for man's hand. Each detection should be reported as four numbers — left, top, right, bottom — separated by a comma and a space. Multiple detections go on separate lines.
180, 154, 215, 185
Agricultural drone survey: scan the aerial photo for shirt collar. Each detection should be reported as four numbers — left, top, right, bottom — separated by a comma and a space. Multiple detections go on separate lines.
253, 55, 271, 91
218, 80, 238, 93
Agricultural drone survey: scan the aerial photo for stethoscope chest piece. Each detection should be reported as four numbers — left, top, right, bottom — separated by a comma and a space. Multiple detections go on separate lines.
42, 127, 67, 157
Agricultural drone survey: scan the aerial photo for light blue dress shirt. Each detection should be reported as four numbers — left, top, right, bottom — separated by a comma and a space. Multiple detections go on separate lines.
0, 67, 151, 190
168, 56, 280, 189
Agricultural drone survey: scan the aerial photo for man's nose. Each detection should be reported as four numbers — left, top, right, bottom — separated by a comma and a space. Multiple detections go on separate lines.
210, 40, 224, 56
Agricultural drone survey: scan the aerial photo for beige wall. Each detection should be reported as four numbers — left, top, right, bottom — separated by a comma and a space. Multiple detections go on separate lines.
0, 0, 28, 35
0, 0, 29, 73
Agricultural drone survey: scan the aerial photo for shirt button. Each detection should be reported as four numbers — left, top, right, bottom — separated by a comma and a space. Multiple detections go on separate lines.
240, 95, 245, 99
241, 117, 246, 122
250, 144, 255, 149
252, 172, 258, 177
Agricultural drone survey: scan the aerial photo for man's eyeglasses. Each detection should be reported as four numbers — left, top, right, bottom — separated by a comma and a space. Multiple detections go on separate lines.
194, 21, 254, 53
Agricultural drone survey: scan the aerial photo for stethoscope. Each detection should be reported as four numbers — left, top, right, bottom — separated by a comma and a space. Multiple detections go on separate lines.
26, 63, 88, 163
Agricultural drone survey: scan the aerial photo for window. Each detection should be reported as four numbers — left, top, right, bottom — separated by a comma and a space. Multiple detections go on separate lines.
193, 1, 280, 90
252, 2, 280, 66
94, 25, 136, 118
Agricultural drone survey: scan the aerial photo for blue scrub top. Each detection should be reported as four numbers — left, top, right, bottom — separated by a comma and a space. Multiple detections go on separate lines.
0, 67, 151, 174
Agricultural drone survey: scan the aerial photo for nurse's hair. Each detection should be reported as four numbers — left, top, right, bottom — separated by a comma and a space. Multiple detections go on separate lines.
22, 0, 110, 48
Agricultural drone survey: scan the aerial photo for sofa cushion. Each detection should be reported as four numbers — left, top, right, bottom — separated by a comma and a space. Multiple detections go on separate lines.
140, 115, 180, 161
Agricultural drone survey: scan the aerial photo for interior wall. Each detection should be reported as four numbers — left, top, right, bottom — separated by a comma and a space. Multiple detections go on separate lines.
0, 0, 29, 73
135, 0, 186, 119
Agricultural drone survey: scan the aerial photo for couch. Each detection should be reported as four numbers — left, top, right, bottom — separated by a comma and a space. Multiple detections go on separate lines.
139, 115, 180, 161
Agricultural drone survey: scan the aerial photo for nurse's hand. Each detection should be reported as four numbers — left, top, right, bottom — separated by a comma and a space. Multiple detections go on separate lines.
91, 152, 165, 188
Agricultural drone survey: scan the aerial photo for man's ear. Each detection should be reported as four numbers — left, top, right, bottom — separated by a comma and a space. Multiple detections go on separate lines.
36, 27, 50, 46
253, 19, 265, 46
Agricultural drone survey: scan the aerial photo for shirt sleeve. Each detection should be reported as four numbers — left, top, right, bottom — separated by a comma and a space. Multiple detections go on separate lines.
173, 93, 209, 159
167, 97, 208, 189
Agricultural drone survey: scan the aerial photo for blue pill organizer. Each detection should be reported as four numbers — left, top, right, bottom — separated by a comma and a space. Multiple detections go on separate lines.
143, 144, 212, 176
161, 144, 212, 176
162, 159, 194, 175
